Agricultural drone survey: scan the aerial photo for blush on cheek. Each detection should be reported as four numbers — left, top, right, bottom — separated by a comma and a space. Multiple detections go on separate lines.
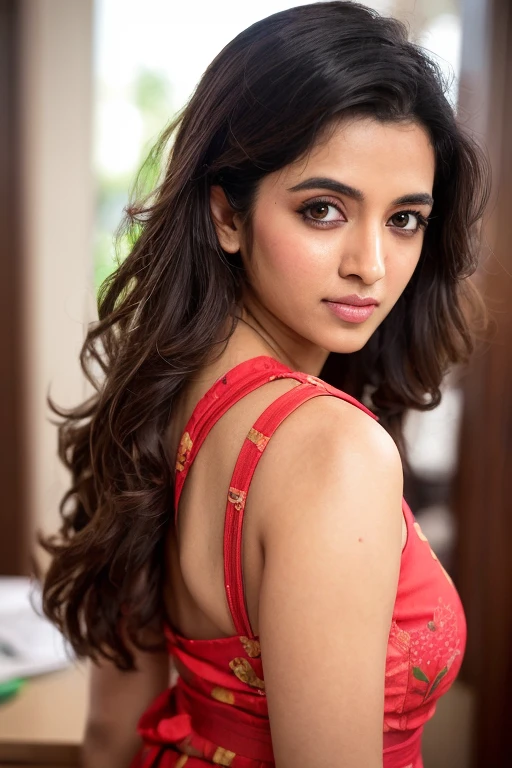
249, 196, 333, 302
249, 217, 297, 278
253, 217, 324, 281
256, 242, 316, 296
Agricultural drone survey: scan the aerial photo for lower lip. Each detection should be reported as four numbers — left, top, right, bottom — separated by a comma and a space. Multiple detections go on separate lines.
324, 301, 377, 323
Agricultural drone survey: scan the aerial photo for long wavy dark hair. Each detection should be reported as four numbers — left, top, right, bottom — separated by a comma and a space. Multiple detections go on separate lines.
40, 1, 490, 669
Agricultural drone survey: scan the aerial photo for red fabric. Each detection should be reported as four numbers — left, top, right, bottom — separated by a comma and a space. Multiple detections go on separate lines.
133, 356, 467, 768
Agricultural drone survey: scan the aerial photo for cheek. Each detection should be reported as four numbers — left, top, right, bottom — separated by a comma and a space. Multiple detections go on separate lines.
249, 209, 329, 288
387, 239, 423, 291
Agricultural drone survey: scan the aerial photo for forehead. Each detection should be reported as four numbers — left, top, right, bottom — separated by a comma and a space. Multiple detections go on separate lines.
263, 116, 435, 197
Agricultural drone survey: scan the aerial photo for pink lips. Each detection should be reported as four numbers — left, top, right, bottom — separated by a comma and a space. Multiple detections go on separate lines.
324, 294, 379, 324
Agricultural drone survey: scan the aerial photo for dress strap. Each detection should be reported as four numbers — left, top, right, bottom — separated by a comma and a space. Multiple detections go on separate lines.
172, 355, 380, 637
224, 381, 335, 638
174, 356, 292, 522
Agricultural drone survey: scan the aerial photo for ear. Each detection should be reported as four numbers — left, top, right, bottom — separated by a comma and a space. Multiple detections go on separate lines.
210, 185, 243, 254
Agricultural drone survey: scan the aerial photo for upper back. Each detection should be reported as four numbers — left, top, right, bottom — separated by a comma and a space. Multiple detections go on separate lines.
162, 353, 384, 641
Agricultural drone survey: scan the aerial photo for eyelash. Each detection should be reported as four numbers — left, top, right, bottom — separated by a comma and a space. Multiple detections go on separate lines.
297, 198, 430, 234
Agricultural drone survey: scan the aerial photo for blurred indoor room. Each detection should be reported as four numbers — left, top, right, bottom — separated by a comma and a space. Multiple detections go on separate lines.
0, 1, 510, 766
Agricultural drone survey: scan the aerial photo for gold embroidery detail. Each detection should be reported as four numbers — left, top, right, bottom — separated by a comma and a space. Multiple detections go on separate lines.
414, 521, 454, 585
247, 427, 270, 452
388, 620, 411, 654
413, 521, 428, 542
175, 757, 189, 768
176, 432, 193, 472
229, 657, 265, 690
211, 686, 235, 705
228, 487, 247, 512
306, 374, 326, 388
240, 636, 261, 658
212, 747, 236, 766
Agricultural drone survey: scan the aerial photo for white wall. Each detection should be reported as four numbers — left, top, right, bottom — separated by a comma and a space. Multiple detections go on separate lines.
19, 0, 96, 544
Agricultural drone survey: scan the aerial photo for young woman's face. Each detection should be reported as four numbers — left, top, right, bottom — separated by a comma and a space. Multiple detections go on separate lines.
238, 117, 435, 357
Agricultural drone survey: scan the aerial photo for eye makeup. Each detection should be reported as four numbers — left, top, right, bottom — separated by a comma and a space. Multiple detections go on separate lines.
296, 197, 430, 235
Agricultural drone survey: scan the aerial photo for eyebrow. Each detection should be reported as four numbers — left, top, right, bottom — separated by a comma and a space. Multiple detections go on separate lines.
287, 177, 434, 207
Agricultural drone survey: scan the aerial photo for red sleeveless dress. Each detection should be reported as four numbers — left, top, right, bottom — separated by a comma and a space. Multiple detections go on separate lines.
131, 356, 467, 768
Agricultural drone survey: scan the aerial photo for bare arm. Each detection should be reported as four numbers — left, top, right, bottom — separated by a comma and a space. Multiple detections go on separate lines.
83, 622, 170, 768
257, 398, 403, 768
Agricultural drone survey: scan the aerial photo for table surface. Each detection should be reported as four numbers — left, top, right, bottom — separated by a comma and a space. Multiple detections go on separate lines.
0, 663, 87, 765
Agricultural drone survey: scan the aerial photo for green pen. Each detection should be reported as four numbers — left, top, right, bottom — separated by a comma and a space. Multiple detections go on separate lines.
0, 639, 25, 702
0, 677, 24, 703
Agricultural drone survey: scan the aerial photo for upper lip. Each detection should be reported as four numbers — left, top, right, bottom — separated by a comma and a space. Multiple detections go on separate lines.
325, 294, 379, 306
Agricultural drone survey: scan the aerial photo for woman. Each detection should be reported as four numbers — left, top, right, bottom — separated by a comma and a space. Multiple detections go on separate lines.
40, 2, 489, 767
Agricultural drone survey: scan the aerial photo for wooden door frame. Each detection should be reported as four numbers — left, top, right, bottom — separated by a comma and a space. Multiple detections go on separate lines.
0, 0, 29, 575
454, 0, 512, 764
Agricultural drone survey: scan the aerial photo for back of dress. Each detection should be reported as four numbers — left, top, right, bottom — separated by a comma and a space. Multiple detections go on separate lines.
131, 356, 467, 768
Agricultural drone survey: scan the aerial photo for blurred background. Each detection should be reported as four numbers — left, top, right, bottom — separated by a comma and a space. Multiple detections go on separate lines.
0, 1, 510, 766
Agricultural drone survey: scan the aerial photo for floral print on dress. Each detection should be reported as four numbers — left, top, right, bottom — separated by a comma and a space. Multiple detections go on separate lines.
409, 600, 461, 697
176, 432, 193, 472
211, 686, 235, 705
239, 636, 261, 658
413, 521, 454, 587
229, 657, 265, 691
212, 747, 236, 766
227, 488, 247, 512
247, 428, 270, 452
385, 599, 461, 732
305, 374, 328, 389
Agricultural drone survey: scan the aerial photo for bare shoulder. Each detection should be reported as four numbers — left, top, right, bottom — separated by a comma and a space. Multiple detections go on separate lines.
255, 391, 403, 543
266, 388, 400, 460
304, 391, 401, 461
255, 390, 404, 603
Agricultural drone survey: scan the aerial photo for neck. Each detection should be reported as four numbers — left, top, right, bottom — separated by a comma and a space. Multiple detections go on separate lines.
235, 295, 329, 377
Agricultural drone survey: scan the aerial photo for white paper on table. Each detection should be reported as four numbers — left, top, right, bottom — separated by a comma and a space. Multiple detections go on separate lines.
0, 576, 73, 684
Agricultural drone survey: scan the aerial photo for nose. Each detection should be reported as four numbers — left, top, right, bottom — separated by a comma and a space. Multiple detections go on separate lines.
338, 220, 385, 285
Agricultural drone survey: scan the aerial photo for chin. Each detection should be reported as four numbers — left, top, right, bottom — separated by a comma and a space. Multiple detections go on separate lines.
326, 331, 373, 355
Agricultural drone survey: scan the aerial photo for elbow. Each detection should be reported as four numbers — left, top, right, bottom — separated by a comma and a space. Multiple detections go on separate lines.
83, 719, 140, 768
82, 720, 110, 767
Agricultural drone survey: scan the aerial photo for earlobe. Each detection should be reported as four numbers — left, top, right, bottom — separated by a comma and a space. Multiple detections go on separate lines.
210, 185, 242, 254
